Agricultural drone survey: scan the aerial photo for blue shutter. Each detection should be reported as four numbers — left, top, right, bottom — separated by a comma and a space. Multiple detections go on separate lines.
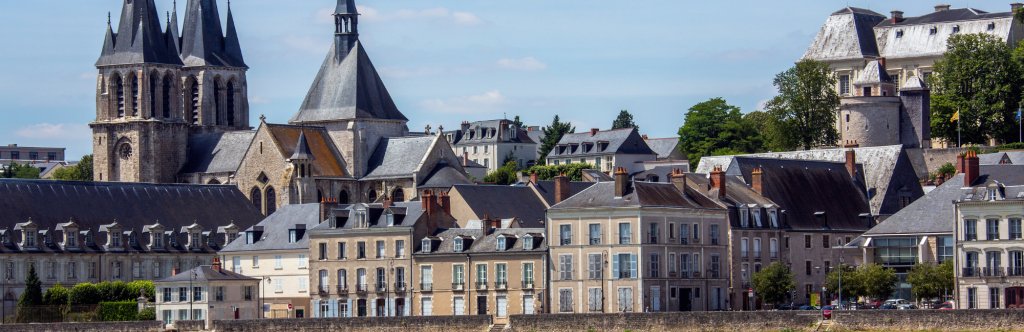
348, 299, 354, 317
630, 254, 638, 278
612, 255, 620, 279
329, 299, 338, 317
311, 300, 321, 318
370, 299, 377, 317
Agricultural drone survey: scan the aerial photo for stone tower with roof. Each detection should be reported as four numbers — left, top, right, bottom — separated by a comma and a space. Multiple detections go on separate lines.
92, 0, 249, 183
289, 0, 410, 178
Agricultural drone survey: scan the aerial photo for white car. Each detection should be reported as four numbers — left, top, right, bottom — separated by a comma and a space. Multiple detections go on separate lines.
885, 299, 915, 310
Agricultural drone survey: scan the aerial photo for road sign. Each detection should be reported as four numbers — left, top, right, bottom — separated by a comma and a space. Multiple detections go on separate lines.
288, 303, 294, 310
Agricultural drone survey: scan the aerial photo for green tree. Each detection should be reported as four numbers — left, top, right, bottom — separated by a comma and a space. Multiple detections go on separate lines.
484, 162, 520, 185
538, 115, 575, 164
764, 59, 841, 150
751, 262, 796, 306
825, 264, 863, 300
3, 163, 40, 179
907, 261, 954, 301
43, 283, 70, 306
931, 33, 1022, 145
525, 163, 593, 181
19, 265, 42, 307
677, 98, 764, 165
936, 162, 957, 179
512, 115, 526, 129
51, 155, 93, 181
70, 283, 101, 305
611, 110, 638, 131
858, 263, 898, 301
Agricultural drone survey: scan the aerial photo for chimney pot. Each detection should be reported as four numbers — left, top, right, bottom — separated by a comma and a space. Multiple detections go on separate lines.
845, 147, 857, 178
614, 167, 629, 197
670, 169, 688, 195
710, 165, 727, 198
590, 128, 600, 136
890, 10, 904, 23
554, 174, 571, 204
935, 4, 951, 12
964, 150, 980, 186
751, 167, 764, 195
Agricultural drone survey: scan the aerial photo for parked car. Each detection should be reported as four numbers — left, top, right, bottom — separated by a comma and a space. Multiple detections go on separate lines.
798, 305, 817, 311
884, 299, 915, 310
937, 302, 954, 310
776, 303, 796, 311
822, 305, 834, 319
879, 303, 897, 310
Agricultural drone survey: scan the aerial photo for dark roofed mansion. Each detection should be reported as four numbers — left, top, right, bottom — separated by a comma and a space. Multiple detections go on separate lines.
91, 0, 471, 215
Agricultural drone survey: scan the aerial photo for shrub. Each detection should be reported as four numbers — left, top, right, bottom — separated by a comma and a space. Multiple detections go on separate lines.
126, 280, 155, 300
70, 283, 100, 305
137, 307, 156, 321
43, 283, 70, 306
97, 301, 138, 321
525, 163, 594, 181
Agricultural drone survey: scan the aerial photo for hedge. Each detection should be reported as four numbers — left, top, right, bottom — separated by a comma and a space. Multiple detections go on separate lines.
98, 301, 139, 321
70, 281, 155, 305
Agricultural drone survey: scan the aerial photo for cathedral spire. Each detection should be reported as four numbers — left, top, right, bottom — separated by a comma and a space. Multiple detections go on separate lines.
165, 1, 181, 54
96, 0, 181, 66
180, 0, 245, 68
333, 0, 359, 62
224, 1, 247, 67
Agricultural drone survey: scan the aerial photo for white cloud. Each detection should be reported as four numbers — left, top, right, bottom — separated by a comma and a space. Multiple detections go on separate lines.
497, 57, 548, 71
356, 6, 482, 26
15, 123, 90, 140
281, 35, 328, 55
420, 90, 507, 114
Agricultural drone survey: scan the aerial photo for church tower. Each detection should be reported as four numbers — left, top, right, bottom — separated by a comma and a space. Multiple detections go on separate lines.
92, 0, 189, 183
93, 0, 249, 183
290, 0, 410, 178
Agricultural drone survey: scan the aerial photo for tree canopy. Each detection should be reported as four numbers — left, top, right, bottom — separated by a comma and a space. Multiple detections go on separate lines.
19, 265, 42, 307
525, 163, 593, 182
611, 110, 638, 131
763, 59, 841, 150
751, 262, 795, 305
51, 155, 93, 181
483, 161, 520, 185
677, 98, 764, 165
823, 263, 898, 301
2, 163, 40, 179
931, 33, 1023, 145
538, 115, 575, 164
907, 261, 954, 301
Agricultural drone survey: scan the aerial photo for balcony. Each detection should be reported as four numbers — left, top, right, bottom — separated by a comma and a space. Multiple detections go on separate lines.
394, 282, 407, 293
982, 267, 1005, 278
711, 238, 720, 245
1009, 267, 1024, 277
589, 238, 601, 245
336, 285, 349, 295
452, 282, 465, 291
680, 238, 688, 245
521, 281, 535, 290
420, 283, 433, 292
648, 234, 658, 244
962, 267, 979, 277
317, 285, 329, 296
495, 281, 508, 290
741, 251, 748, 259
375, 283, 388, 293
476, 281, 488, 291
753, 251, 762, 260
679, 271, 690, 279
560, 238, 572, 246
356, 283, 369, 294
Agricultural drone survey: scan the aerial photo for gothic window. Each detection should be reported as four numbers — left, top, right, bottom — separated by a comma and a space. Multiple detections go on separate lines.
214, 77, 224, 126
338, 190, 350, 204
131, 74, 140, 117
250, 187, 262, 212
114, 74, 125, 118
265, 187, 277, 215
226, 80, 236, 127
187, 76, 200, 125
162, 74, 174, 119
391, 188, 405, 202
367, 189, 378, 203
149, 72, 159, 119
118, 143, 133, 160
207, 179, 221, 185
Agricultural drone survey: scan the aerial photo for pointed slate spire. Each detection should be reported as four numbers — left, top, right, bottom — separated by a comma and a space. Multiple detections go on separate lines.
165, 1, 181, 55
223, 1, 247, 68
99, 13, 117, 57
96, 0, 181, 66
333, 0, 359, 62
290, 131, 315, 161
179, 0, 245, 68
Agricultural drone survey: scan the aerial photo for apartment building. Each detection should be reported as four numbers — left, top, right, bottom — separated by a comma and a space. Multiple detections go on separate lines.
154, 260, 260, 326
0, 144, 65, 164
413, 220, 546, 324
307, 193, 455, 318
445, 119, 539, 171
547, 168, 730, 313
545, 128, 657, 174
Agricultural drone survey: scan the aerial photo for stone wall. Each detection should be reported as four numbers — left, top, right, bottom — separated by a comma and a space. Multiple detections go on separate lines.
206, 315, 492, 332
509, 312, 819, 332
0, 321, 163, 332
834, 309, 1024, 331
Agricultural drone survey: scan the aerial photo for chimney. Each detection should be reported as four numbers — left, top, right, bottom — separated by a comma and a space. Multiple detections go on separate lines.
320, 197, 331, 223
438, 191, 451, 216
530, 172, 539, 184
816, 212, 828, 229
482, 215, 494, 237
383, 198, 393, 209
172, 267, 179, 276
710, 165, 727, 198
935, 4, 951, 12
614, 167, 629, 197
877, 57, 887, 69
670, 169, 688, 194
554, 174, 571, 204
212, 257, 222, 272
890, 10, 904, 23
751, 167, 763, 195
463, 152, 470, 167
1014, 3, 1024, 12
844, 140, 859, 178
964, 150, 980, 186
642, 134, 649, 140
590, 128, 600, 136
421, 190, 435, 215
956, 152, 966, 173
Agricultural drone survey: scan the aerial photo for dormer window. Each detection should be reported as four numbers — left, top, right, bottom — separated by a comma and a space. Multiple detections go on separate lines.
896, 30, 904, 38
740, 208, 750, 228
497, 236, 507, 251
245, 231, 255, 244
288, 229, 298, 243
189, 231, 202, 249
66, 231, 77, 248
523, 235, 534, 250
454, 238, 464, 252
128, 232, 139, 247
24, 231, 36, 248
988, 22, 996, 31
110, 233, 121, 247
753, 208, 763, 227
768, 209, 779, 228
952, 25, 960, 34
930, 27, 938, 35
422, 238, 432, 253
152, 232, 164, 249
386, 213, 395, 227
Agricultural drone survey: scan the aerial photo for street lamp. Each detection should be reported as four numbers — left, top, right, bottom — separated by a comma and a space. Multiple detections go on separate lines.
261, 276, 271, 319
189, 269, 198, 320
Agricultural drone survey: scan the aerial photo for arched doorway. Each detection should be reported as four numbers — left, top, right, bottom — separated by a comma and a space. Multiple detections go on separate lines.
338, 190, 350, 204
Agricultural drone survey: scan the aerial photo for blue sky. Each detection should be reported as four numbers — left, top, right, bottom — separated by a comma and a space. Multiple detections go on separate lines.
0, 0, 1008, 159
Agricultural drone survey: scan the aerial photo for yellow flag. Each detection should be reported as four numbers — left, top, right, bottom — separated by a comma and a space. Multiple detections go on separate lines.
951, 111, 960, 123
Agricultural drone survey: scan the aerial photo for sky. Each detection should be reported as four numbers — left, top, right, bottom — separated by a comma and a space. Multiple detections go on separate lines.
0, 0, 1012, 159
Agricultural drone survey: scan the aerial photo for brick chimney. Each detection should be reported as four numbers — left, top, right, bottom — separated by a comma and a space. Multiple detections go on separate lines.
614, 167, 629, 197
935, 4, 951, 12
890, 10, 904, 23
956, 152, 966, 173
383, 198, 393, 209
710, 165, 727, 198
554, 174, 571, 204
212, 257, 222, 272
877, 57, 887, 69
964, 150, 980, 186
529, 172, 539, 184
590, 128, 600, 136
438, 191, 451, 216
463, 152, 470, 167
421, 190, 435, 216
319, 197, 334, 223
670, 169, 687, 195
751, 167, 763, 195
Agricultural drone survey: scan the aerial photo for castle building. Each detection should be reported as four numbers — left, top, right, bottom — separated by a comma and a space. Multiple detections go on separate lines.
444, 119, 539, 171
92, 0, 472, 214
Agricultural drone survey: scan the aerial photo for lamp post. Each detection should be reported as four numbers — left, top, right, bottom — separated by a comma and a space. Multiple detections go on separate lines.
261, 276, 271, 319
189, 269, 198, 320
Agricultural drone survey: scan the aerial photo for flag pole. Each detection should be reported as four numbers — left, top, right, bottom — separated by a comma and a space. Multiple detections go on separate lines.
958, 107, 962, 148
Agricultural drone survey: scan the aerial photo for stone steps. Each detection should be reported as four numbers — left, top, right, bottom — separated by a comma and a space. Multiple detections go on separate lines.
488, 323, 507, 332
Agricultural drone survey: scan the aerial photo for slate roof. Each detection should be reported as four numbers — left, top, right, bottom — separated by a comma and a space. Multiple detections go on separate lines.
265, 124, 347, 177
158, 265, 258, 283
644, 138, 683, 160
418, 162, 473, 189
96, 0, 182, 66
548, 128, 656, 158
180, 131, 255, 174
448, 120, 536, 146
179, 0, 246, 68
802, 7, 886, 61
309, 201, 425, 232
363, 136, 436, 180
530, 180, 595, 206
874, 8, 1016, 59
221, 204, 321, 253
730, 158, 872, 231
550, 181, 723, 210
979, 152, 1011, 165
696, 145, 922, 217
291, 41, 407, 123
862, 174, 963, 236
451, 185, 548, 227
416, 227, 547, 255
854, 60, 892, 85
977, 165, 1024, 186
876, 8, 1011, 27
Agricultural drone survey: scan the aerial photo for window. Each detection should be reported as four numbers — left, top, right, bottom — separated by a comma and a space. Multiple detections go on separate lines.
822, 235, 830, 248
559, 225, 572, 245
588, 288, 603, 312
192, 287, 202, 301
559, 255, 573, 280
753, 209, 762, 227
613, 253, 638, 279
421, 297, 433, 316
1011, 251, 1024, 276
986, 251, 1002, 276
523, 262, 534, 285
649, 253, 660, 278
991, 287, 1000, 309
274, 255, 283, 269
289, 230, 298, 243
680, 254, 690, 275
162, 288, 172, 302
453, 265, 464, 285
929, 26, 938, 35
318, 243, 327, 260
338, 242, 346, 259
497, 237, 507, 251
648, 223, 658, 244
968, 287, 977, 309
454, 238, 464, 252
274, 279, 283, 293
965, 219, 978, 241
693, 224, 700, 242
178, 287, 188, 302
741, 238, 749, 258
523, 236, 534, 250
679, 224, 688, 244
709, 225, 719, 245
669, 223, 675, 239
753, 238, 762, 258
873, 237, 918, 266
805, 260, 812, 276
804, 234, 812, 249
618, 223, 631, 244
839, 75, 851, 95
710, 255, 720, 278
938, 236, 954, 263
298, 254, 307, 268
769, 210, 779, 228
496, 263, 508, 286
952, 25, 960, 34
988, 22, 997, 31
559, 289, 573, 313
421, 239, 432, 253
588, 254, 603, 279
1011, 219, 1023, 240
769, 238, 779, 258
617, 288, 634, 312
741, 263, 749, 282
589, 224, 601, 245
987, 219, 1000, 241
376, 240, 385, 258
215, 286, 224, 302
476, 264, 488, 286
740, 208, 749, 227
396, 240, 405, 258
357, 242, 366, 259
